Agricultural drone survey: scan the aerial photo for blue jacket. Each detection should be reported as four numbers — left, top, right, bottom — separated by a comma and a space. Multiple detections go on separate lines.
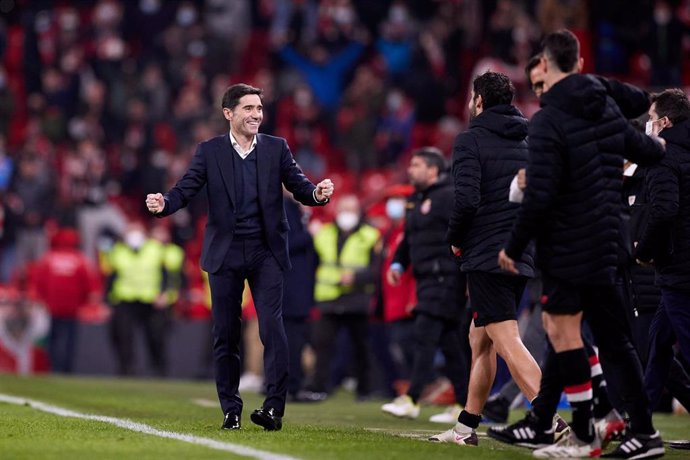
160, 133, 325, 273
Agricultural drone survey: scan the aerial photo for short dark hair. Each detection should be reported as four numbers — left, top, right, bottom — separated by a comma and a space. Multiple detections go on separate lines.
221, 83, 263, 110
651, 89, 690, 124
525, 53, 542, 79
413, 147, 446, 174
542, 29, 580, 73
472, 71, 514, 108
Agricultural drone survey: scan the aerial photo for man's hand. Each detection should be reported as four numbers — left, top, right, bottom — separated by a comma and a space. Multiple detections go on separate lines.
315, 179, 334, 202
387, 267, 402, 286
341, 270, 355, 286
517, 168, 527, 190
451, 245, 462, 257
498, 249, 519, 274
146, 193, 165, 214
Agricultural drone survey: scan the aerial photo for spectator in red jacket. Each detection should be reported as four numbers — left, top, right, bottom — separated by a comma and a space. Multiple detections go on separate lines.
379, 185, 417, 380
29, 228, 101, 373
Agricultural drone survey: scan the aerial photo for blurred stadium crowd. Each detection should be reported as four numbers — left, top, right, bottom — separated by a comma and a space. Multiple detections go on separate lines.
0, 0, 689, 391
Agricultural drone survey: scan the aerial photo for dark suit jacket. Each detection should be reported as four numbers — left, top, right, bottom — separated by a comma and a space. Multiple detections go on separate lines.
160, 133, 324, 274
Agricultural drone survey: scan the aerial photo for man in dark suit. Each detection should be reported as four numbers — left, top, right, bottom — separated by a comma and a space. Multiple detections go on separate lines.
146, 83, 334, 431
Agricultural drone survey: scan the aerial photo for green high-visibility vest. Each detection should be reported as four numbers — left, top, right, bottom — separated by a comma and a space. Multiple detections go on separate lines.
313, 223, 380, 302
163, 243, 185, 304
107, 240, 167, 304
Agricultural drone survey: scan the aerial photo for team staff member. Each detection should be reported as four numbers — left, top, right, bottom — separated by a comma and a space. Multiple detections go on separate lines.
381, 148, 471, 424
146, 83, 334, 431
431, 72, 541, 446
498, 30, 664, 458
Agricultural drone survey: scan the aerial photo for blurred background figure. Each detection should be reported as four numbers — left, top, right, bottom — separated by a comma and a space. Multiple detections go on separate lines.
102, 221, 176, 376
377, 184, 416, 389
28, 228, 101, 373
307, 194, 381, 400
281, 192, 321, 402
0, 286, 50, 375
381, 148, 470, 424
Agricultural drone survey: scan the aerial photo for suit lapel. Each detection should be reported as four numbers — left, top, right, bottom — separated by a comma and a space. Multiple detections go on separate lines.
215, 134, 236, 207
256, 134, 270, 206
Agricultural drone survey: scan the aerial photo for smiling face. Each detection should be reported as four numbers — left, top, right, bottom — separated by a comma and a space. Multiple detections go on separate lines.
223, 94, 263, 139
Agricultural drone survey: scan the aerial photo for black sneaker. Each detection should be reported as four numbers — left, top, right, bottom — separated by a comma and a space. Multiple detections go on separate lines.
601, 431, 665, 459
487, 411, 554, 449
483, 395, 510, 423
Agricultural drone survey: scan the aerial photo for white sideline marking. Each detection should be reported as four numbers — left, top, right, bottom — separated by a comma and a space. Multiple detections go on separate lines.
0, 394, 299, 460
191, 398, 218, 408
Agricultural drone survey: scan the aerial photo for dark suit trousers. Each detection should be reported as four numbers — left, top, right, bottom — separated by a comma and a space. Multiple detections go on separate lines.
209, 237, 288, 416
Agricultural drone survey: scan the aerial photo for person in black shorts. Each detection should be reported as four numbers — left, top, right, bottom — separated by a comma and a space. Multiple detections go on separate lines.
429, 71, 542, 446
498, 30, 665, 459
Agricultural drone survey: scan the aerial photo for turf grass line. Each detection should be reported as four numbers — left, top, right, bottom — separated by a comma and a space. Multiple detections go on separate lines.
0, 393, 299, 460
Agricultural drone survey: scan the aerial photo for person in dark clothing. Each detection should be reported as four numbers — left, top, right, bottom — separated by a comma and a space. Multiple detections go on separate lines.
636, 88, 690, 415
430, 72, 542, 446
281, 194, 323, 403
381, 148, 471, 424
488, 55, 646, 433
623, 157, 690, 414
497, 30, 665, 459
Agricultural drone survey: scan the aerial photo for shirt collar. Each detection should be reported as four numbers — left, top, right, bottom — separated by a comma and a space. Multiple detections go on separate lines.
229, 131, 257, 159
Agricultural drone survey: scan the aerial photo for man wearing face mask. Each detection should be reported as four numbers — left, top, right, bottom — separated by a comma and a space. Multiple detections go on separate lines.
635, 89, 690, 417
381, 148, 471, 425
308, 194, 381, 400
378, 186, 417, 383
103, 221, 172, 377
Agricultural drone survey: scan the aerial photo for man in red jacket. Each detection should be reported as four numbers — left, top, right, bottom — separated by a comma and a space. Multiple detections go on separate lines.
29, 228, 101, 373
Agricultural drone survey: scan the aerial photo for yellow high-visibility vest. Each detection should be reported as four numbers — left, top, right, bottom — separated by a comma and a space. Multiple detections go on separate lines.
106, 240, 167, 304
313, 223, 380, 302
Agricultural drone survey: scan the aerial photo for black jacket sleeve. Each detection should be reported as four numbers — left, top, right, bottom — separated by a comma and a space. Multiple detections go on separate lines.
623, 123, 665, 167
392, 225, 411, 270
505, 113, 563, 259
595, 76, 650, 119
446, 132, 481, 247
634, 155, 679, 262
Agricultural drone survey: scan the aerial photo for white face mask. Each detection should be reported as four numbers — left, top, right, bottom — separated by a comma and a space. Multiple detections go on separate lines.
336, 212, 359, 232
125, 231, 146, 249
645, 120, 654, 136
385, 199, 406, 220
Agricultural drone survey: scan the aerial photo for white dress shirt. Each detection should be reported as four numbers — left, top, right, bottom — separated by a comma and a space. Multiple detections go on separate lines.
229, 131, 257, 159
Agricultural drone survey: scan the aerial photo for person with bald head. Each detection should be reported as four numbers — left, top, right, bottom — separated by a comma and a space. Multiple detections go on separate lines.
307, 194, 381, 400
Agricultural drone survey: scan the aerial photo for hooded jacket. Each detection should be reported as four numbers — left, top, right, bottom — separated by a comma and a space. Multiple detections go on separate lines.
635, 119, 690, 291
505, 74, 664, 285
447, 104, 534, 276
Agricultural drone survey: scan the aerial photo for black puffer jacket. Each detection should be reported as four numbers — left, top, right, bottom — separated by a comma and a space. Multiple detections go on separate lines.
635, 119, 690, 291
505, 74, 664, 286
393, 176, 466, 318
623, 165, 661, 313
447, 104, 534, 276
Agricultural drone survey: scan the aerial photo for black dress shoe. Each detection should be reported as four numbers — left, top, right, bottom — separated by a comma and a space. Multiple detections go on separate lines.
222, 413, 241, 430
250, 407, 282, 431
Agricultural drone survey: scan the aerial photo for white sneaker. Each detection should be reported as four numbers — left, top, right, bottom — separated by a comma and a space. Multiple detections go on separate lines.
594, 409, 626, 448
238, 372, 264, 393
429, 404, 463, 423
429, 424, 478, 446
533, 432, 601, 458
553, 414, 571, 443
381, 395, 420, 419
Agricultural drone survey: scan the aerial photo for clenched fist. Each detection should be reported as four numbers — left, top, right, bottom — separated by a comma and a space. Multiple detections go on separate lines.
146, 193, 165, 214
315, 178, 335, 202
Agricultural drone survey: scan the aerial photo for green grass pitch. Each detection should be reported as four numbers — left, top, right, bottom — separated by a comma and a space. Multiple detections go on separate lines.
1, 374, 688, 459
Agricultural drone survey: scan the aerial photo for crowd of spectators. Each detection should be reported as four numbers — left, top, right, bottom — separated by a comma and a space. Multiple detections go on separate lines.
0, 0, 689, 374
